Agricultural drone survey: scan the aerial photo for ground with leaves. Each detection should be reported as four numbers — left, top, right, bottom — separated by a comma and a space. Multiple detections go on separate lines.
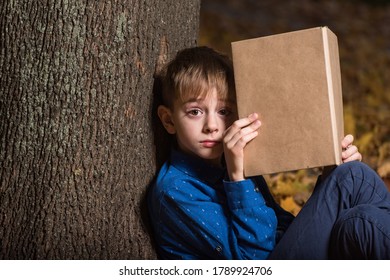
199, 0, 390, 214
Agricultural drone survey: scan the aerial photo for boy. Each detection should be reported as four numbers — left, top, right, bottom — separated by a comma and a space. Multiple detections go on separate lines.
148, 46, 390, 259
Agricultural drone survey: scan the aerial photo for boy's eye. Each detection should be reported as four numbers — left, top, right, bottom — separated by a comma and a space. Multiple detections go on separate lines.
219, 108, 231, 116
188, 109, 202, 116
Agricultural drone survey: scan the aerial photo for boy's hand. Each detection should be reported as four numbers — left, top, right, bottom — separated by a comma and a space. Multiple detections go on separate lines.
322, 134, 362, 181
341, 134, 362, 163
223, 113, 261, 182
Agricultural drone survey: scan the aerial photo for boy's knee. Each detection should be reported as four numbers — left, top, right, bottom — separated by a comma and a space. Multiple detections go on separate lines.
330, 205, 390, 259
325, 161, 390, 207
328, 161, 384, 192
331, 161, 373, 180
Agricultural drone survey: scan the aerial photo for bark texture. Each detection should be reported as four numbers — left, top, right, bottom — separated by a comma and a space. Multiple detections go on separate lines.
0, 0, 200, 259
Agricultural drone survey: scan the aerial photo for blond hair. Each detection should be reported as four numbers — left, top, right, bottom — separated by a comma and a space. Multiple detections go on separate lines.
159, 46, 236, 109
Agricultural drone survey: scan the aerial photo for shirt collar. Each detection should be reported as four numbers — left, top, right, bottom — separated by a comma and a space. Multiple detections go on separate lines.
170, 149, 226, 185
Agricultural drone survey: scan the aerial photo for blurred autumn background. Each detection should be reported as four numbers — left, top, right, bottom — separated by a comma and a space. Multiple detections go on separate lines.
199, 0, 390, 215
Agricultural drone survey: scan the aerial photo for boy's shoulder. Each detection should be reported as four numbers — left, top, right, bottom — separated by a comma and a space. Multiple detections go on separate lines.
154, 160, 198, 193
155, 160, 184, 187
152, 157, 222, 201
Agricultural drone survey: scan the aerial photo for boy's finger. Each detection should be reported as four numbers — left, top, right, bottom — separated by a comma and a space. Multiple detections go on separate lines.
223, 113, 259, 139
225, 120, 261, 149
343, 151, 362, 163
342, 145, 358, 159
234, 131, 259, 149
341, 134, 354, 149
232, 113, 259, 130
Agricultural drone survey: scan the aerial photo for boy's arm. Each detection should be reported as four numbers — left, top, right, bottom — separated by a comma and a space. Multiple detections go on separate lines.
252, 176, 294, 242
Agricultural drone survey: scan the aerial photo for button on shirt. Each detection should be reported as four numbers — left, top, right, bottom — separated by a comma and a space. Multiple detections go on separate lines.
148, 149, 279, 259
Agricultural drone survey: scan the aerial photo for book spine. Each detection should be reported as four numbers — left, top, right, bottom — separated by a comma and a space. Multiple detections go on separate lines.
322, 27, 341, 164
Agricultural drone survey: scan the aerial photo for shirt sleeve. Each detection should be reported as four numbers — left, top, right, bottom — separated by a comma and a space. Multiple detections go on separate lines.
250, 176, 295, 243
223, 179, 277, 259
153, 176, 277, 260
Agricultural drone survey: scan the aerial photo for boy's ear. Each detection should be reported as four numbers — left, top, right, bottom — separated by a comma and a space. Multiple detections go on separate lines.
157, 105, 176, 134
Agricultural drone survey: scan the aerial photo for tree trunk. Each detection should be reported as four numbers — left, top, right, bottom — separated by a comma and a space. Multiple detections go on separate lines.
0, 0, 200, 259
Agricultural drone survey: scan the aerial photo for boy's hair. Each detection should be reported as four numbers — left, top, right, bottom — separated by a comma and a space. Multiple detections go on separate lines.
160, 46, 236, 109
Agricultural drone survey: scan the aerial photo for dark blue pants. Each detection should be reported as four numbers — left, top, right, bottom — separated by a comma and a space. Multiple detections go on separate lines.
268, 161, 390, 259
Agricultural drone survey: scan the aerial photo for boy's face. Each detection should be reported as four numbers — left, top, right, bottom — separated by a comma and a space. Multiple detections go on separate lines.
160, 88, 237, 166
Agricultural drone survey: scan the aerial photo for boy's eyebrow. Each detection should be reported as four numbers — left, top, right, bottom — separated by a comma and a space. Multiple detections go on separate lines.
182, 97, 201, 104
182, 97, 235, 105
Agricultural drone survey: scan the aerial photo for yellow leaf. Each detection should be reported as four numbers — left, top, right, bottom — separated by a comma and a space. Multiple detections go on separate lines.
280, 196, 300, 216
378, 142, 390, 165
377, 161, 390, 178
356, 132, 374, 154
343, 105, 356, 136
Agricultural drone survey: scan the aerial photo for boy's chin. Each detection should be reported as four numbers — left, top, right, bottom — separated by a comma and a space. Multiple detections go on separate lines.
199, 151, 223, 164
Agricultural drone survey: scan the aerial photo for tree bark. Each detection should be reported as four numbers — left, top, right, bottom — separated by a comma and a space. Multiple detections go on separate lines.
0, 0, 200, 259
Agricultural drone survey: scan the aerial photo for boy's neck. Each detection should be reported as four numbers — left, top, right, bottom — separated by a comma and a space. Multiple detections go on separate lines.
176, 148, 224, 168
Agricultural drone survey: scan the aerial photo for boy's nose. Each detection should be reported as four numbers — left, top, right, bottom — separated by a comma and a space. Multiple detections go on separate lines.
204, 114, 219, 133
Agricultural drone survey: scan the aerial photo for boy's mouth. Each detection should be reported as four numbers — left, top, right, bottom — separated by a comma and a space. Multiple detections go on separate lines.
200, 140, 220, 148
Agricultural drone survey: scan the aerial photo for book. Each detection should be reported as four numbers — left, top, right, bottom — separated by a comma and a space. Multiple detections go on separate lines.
231, 26, 344, 176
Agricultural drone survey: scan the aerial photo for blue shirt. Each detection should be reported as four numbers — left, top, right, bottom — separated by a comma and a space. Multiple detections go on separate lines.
148, 149, 293, 259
